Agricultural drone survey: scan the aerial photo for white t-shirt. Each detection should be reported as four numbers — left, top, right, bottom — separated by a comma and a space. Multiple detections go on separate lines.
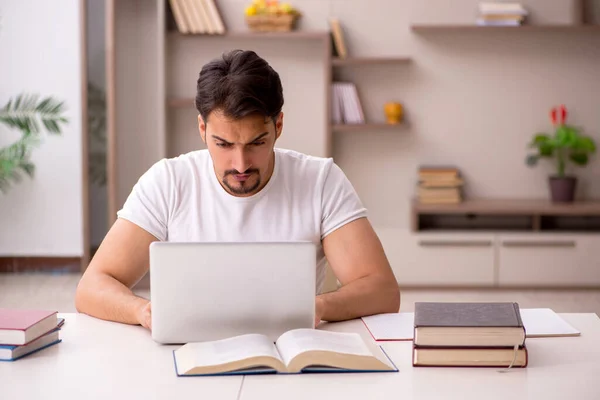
117, 148, 367, 294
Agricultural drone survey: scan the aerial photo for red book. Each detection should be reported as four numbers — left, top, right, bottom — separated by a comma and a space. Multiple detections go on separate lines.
0, 309, 58, 345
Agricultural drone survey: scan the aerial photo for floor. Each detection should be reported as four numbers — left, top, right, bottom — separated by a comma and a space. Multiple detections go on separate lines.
2, 272, 600, 316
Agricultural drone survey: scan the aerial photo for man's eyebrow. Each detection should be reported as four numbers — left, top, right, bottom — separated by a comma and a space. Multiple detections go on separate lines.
211, 132, 269, 145
211, 135, 232, 144
249, 132, 269, 143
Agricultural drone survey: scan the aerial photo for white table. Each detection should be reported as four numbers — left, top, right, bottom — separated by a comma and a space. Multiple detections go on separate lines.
1, 314, 242, 400
3, 313, 600, 400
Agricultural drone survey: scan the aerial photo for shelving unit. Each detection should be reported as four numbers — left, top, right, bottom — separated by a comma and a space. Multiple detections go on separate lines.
331, 57, 411, 66
412, 198, 600, 232
410, 24, 600, 33
329, 53, 410, 132
332, 123, 403, 133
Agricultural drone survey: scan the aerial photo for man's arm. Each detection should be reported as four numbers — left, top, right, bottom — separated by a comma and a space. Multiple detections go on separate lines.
75, 218, 157, 328
317, 217, 400, 323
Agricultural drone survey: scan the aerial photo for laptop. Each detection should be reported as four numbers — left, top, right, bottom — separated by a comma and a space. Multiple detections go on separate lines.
149, 241, 316, 344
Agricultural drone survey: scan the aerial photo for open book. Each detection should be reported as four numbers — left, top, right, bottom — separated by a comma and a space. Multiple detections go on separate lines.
173, 329, 397, 376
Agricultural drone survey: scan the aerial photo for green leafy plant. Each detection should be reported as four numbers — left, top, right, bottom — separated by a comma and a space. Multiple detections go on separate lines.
526, 105, 596, 177
0, 93, 68, 193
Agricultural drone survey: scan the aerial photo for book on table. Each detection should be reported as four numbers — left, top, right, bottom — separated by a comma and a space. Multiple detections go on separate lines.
412, 302, 528, 367
0, 308, 58, 345
173, 329, 398, 376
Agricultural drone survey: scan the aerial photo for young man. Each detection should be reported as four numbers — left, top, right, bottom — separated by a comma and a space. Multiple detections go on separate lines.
75, 50, 400, 329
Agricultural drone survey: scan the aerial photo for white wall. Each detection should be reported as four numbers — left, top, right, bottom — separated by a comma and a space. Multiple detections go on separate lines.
0, 0, 83, 256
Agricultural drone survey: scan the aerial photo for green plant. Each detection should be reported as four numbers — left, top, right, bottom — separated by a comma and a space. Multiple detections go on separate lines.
0, 93, 68, 193
526, 105, 597, 177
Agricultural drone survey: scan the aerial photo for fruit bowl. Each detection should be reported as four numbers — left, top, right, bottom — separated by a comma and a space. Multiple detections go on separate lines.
245, 1, 301, 32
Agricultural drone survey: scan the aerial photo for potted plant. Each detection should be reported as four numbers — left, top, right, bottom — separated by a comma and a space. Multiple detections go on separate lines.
0, 93, 68, 193
526, 105, 596, 203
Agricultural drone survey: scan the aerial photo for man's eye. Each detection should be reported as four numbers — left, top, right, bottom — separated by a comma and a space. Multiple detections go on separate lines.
216, 142, 231, 148
252, 141, 265, 146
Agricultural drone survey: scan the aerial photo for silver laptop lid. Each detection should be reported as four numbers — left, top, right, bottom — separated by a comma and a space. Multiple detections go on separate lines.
150, 241, 316, 344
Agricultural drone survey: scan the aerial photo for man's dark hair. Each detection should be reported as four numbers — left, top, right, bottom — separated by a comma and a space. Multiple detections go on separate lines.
195, 49, 284, 124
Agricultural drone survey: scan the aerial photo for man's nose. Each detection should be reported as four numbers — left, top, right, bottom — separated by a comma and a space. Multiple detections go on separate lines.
232, 148, 252, 173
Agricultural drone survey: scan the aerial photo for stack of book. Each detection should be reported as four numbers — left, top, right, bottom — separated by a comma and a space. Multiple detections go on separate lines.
477, 2, 528, 26
169, 0, 226, 34
0, 309, 63, 361
417, 166, 463, 204
331, 82, 365, 125
412, 302, 528, 368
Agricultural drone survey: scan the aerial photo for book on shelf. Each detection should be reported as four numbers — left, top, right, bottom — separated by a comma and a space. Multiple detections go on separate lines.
331, 82, 365, 125
169, 0, 226, 34
417, 166, 463, 204
173, 329, 397, 376
329, 18, 348, 59
477, 2, 528, 26
412, 302, 528, 368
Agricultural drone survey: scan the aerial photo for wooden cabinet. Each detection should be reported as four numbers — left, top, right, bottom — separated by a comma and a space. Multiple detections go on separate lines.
376, 228, 600, 288
497, 234, 600, 287
378, 230, 495, 286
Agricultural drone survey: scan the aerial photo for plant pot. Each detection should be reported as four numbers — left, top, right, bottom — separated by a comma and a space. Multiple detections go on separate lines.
548, 176, 577, 203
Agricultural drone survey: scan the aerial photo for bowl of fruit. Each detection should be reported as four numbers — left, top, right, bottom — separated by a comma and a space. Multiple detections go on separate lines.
244, 0, 301, 32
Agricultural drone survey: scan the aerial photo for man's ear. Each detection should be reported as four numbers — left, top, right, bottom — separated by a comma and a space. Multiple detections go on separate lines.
198, 114, 207, 144
275, 112, 283, 140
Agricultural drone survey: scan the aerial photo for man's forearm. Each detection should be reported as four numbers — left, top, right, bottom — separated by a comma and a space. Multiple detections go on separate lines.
75, 273, 149, 325
317, 274, 400, 322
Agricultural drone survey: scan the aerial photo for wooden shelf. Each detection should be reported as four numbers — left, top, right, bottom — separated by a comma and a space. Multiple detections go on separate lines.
168, 31, 329, 40
332, 57, 411, 66
332, 123, 403, 132
414, 198, 600, 215
411, 24, 600, 33
412, 198, 600, 232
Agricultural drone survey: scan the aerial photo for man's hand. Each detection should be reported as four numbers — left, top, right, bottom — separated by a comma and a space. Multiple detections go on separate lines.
137, 301, 152, 330
315, 296, 325, 327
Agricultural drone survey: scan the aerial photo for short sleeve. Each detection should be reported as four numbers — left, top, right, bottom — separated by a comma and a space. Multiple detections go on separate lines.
320, 162, 368, 240
116, 159, 173, 241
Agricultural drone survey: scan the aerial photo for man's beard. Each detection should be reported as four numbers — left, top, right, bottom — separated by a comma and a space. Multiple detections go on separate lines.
223, 169, 261, 195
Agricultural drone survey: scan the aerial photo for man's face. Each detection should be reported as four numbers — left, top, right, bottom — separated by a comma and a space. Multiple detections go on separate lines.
199, 110, 283, 197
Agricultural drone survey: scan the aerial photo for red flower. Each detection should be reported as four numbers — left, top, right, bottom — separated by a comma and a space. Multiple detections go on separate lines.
550, 107, 557, 125
559, 104, 567, 125
550, 105, 568, 126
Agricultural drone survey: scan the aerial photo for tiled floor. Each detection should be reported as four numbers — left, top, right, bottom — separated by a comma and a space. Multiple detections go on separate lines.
2, 272, 600, 316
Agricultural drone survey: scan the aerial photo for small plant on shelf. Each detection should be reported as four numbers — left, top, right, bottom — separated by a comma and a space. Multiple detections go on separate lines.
244, 0, 301, 32
526, 105, 596, 203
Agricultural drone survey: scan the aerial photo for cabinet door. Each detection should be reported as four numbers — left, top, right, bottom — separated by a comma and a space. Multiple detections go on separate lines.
376, 229, 496, 286
497, 234, 600, 287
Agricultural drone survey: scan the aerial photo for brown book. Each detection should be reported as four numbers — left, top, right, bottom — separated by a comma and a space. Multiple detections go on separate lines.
419, 178, 464, 188
418, 187, 461, 198
414, 302, 526, 348
413, 344, 528, 368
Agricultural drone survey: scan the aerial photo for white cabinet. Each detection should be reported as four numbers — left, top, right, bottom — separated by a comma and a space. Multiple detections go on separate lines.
377, 230, 495, 286
497, 234, 600, 287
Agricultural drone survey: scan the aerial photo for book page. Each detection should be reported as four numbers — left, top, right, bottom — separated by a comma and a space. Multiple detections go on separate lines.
361, 312, 415, 341
521, 308, 581, 337
275, 329, 372, 367
179, 334, 283, 369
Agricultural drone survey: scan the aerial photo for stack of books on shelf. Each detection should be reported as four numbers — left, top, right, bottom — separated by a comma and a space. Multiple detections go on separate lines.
331, 82, 365, 125
477, 2, 528, 26
169, 0, 226, 34
417, 166, 463, 204
412, 302, 528, 368
0, 309, 63, 361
